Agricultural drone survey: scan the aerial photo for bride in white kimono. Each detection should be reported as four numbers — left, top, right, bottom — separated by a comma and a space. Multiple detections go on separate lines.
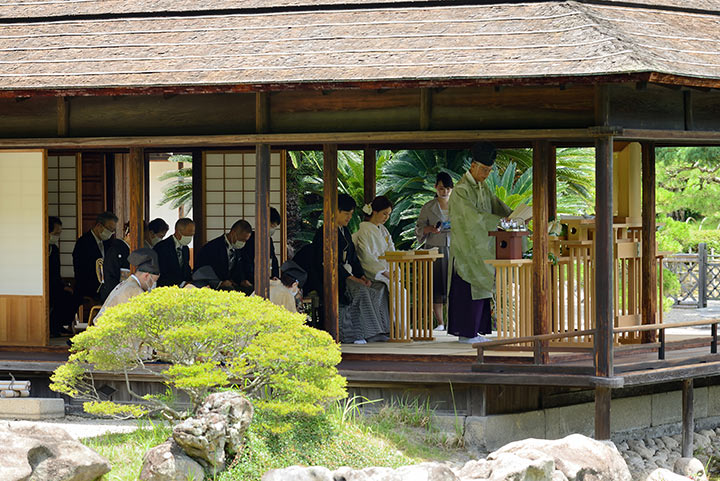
353, 196, 407, 333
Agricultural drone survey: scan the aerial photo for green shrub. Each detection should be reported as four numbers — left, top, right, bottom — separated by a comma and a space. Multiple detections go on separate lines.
50, 287, 347, 419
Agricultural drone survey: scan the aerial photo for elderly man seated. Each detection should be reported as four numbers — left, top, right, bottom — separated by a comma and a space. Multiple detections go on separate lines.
95, 248, 160, 321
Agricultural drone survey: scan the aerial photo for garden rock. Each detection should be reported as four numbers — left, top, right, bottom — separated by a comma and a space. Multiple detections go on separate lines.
0, 421, 110, 481
673, 457, 707, 481
172, 391, 253, 473
138, 439, 204, 481
644, 468, 691, 481
489, 434, 631, 481
262, 466, 333, 481
486, 452, 555, 481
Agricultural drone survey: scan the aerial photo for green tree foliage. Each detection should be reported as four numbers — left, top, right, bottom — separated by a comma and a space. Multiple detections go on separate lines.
656, 147, 720, 223
50, 287, 346, 419
157, 154, 193, 214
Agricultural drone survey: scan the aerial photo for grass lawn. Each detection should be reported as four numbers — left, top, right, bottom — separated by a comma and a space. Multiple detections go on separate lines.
82, 397, 470, 481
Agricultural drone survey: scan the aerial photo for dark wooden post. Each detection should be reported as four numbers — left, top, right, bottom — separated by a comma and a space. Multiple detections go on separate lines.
420, 88, 432, 131
191, 150, 204, 265
323, 144, 340, 341
57, 96, 69, 137
532, 140, 550, 364
363, 147, 376, 205
682, 379, 694, 457
255, 144, 271, 298
128, 147, 144, 252
548, 146, 557, 221
594, 135, 614, 440
641, 143, 657, 343
699, 243, 708, 309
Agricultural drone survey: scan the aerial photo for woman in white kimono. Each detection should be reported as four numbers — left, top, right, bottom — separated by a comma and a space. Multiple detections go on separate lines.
415, 172, 453, 331
353, 196, 396, 284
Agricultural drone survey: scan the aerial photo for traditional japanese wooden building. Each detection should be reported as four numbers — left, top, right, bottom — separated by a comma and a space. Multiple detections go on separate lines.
1, 0, 720, 445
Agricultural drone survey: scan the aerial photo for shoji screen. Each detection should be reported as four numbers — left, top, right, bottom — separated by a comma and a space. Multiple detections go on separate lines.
47, 154, 80, 278
204, 151, 284, 255
0, 150, 47, 346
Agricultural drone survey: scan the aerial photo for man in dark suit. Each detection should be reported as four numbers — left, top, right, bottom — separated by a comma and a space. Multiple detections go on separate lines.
154, 217, 195, 287
101, 222, 131, 301
196, 219, 253, 293
48, 216, 76, 336
72, 211, 117, 301
240, 207, 281, 289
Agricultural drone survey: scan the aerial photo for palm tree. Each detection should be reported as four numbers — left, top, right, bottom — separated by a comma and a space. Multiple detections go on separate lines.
157, 154, 193, 215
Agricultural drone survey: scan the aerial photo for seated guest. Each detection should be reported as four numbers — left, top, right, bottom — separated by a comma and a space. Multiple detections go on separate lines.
196, 219, 253, 293
154, 218, 194, 287
353, 196, 396, 284
144, 218, 169, 249
95, 248, 159, 320
101, 222, 131, 301
310, 193, 390, 344
240, 207, 281, 286
48, 216, 75, 336
269, 260, 307, 313
73, 211, 118, 301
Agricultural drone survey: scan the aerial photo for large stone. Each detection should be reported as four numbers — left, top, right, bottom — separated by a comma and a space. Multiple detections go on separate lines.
456, 459, 491, 479
0, 398, 65, 420
673, 457, 707, 481
644, 468, 692, 481
0, 421, 110, 481
489, 434, 631, 481
261, 466, 333, 481
172, 391, 253, 473
139, 439, 205, 481
487, 452, 555, 481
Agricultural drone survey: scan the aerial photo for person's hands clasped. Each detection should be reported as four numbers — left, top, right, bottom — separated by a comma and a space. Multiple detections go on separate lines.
423, 225, 441, 235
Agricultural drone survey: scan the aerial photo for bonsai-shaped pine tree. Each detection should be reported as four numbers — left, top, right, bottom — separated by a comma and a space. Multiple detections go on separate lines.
50, 287, 347, 419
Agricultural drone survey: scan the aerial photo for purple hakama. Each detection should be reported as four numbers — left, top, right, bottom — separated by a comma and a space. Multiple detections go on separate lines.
447, 269, 491, 337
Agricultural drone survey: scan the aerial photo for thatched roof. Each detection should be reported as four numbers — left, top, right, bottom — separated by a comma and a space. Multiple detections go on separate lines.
0, 0, 719, 92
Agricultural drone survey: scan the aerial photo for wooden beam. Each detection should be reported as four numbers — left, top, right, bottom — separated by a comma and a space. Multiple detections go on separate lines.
191, 150, 204, 264
256, 92, 270, 134
595, 136, 614, 378
363, 147, 376, 205
532, 140, 550, 364
548, 146, 557, 221
682, 379, 694, 457
323, 144, 340, 342
128, 147, 144, 252
619, 129, 720, 143
594, 387, 612, 440
255, 143, 271, 298
0, 129, 618, 150
419, 88, 432, 131
641, 143, 657, 343
56, 96, 69, 137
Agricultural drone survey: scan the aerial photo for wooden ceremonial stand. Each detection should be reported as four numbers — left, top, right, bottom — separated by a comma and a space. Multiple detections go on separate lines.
379, 249, 444, 342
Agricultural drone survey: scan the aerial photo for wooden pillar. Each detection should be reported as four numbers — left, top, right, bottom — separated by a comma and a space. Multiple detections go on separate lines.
363, 147, 376, 205
255, 144, 271, 298
323, 144, 340, 341
532, 140, 550, 364
128, 147, 144, 252
548, 146, 557, 221
256, 92, 270, 134
57, 97, 69, 137
682, 379, 694, 457
641, 143, 657, 343
420, 88, 432, 131
595, 387, 612, 440
191, 150, 204, 265
594, 136, 614, 439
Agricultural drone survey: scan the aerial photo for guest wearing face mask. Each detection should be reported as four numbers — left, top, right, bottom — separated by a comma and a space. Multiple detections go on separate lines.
48, 216, 76, 336
101, 222, 131, 301
95, 248, 160, 321
72, 211, 118, 301
240, 207, 281, 288
144, 218, 169, 249
269, 260, 307, 313
195, 219, 253, 293
154, 217, 195, 287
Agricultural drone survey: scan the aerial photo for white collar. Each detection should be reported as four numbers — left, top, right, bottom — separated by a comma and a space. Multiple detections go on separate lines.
91, 229, 103, 244
173, 235, 182, 249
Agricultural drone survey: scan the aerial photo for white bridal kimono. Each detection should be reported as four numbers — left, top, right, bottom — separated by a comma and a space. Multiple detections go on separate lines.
353, 222, 396, 284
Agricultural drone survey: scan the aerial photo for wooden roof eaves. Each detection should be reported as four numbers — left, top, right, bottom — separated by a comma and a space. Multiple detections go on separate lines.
0, 72, 653, 99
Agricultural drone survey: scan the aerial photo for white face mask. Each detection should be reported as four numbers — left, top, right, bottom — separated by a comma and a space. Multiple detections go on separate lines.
290, 285, 299, 296
179, 235, 193, 246
233, 240, 246, 249
269, 227, 278, 237
49, 234, 60, 245
99, 227, 113, 241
